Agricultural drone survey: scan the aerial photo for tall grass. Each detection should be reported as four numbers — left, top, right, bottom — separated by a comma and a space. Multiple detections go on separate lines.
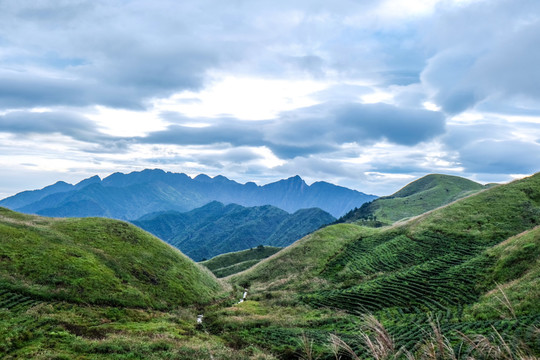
319, 314, 538, 360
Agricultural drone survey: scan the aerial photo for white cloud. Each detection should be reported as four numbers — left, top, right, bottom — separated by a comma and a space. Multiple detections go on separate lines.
152, 75, 329, 120
87, 106, 168, 137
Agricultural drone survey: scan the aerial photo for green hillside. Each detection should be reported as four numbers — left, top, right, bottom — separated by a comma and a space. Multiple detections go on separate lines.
230, 223, 373, 291
339, 174, 487, 224
222, 173, 540, 358
0, 208, 282, 359
133, 202, 335, 261
201, 246, 282, 278
1, 173, 539, 359
0, 208, 222, 309
468, 225, 540, 320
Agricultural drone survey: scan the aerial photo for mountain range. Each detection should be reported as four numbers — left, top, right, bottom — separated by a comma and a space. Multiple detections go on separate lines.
0, 169, 376, 219
132, 201, 335, 261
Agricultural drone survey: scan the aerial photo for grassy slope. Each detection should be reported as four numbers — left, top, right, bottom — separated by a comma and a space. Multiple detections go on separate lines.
223, 173, 540, 358
0, 208, 283, 359
230, 223, 375, 292
259, 172, 540, 307
0, 208, 222, 309
468, 225, 540, 320
201, 246, 282, 278
340, 174, 486, 224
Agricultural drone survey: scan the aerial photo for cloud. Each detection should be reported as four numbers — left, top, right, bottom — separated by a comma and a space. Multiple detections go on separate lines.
442, 121, 512, 150
140, 102, 446, 159
267, 102, 445, 150
442, 120, 540, 175
421, 0, 540, 114
274, 156, 364, 180
1, 0, 538, 199
334, 102, 445, 145
0, 0, 432, 111
0, 111, 98, 140
458, 140, 540, 174
3, 0, 536, 115
0, 111, 128, 153
0, 1, 231, 110
140, 121, 265, 147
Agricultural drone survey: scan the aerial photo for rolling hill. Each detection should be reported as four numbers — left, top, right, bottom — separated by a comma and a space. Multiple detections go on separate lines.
200, 246, 282, 278
132, 201, 335, 261
338, 173, 488, 224
0, 207, 223, 309
0, 208, 282, 359
222, 172, 540, 358
0, 169, 376, 219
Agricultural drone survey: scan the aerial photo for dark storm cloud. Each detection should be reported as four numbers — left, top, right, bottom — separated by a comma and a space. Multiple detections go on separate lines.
141, 102, 445, 158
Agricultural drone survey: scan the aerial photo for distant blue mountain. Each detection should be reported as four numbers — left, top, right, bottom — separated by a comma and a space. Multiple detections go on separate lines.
0, 169, 377, 219
132, 201, 336, 261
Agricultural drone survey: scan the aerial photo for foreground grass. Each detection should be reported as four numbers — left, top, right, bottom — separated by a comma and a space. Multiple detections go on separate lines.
0, 293, 277, 359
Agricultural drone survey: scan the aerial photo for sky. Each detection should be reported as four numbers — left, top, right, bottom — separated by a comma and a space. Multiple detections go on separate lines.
0, 0, 539, 198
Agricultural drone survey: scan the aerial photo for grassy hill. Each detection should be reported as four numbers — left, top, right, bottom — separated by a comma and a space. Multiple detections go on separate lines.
0, 208, 282, 359
339, 174, 487, 224
132, 202, 335, 261
222, 173, 540, 358
0, 208, 222, 309
201, 246, 282, 278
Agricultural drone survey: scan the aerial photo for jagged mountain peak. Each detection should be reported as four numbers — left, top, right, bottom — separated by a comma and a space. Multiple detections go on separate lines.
74, 175, 101, 189
0, 169, 377, 218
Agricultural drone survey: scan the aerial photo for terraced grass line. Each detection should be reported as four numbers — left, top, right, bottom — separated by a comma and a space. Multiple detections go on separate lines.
0, 288, 42, 313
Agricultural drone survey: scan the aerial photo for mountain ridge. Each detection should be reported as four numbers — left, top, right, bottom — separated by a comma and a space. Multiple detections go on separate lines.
0, 169, 376, 219
132, 201, 336, 261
